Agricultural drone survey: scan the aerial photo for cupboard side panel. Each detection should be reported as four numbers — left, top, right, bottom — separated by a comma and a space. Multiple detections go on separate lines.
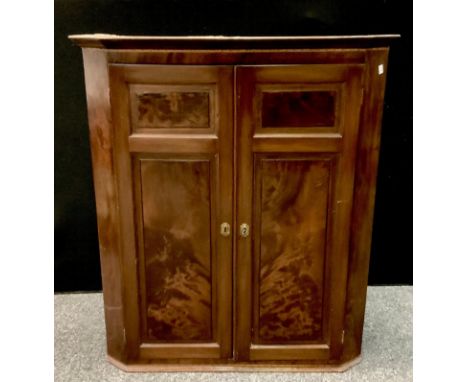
342, 48, 390, 362
81, 48, 127, 361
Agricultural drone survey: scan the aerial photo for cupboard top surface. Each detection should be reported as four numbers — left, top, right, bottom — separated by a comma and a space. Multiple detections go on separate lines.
69, 34, 399, 49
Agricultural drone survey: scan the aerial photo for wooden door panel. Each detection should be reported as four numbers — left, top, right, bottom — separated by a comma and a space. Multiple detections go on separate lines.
236, 64, 364, 362
129, 84, 214, 132
109, 65, 233, 360
261, 90, 336, 128
254, 156, 331, 344
139, 159, 212, 342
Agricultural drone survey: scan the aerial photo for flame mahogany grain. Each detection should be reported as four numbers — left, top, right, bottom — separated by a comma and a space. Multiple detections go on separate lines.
71, 35, 396, 371
140, 160, 212, 341
257, 159, 329, 343
261, 91, 336, 128
134, 91, 210, 129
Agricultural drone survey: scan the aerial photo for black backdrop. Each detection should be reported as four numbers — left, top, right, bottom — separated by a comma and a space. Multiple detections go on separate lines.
54, 0, 412, 292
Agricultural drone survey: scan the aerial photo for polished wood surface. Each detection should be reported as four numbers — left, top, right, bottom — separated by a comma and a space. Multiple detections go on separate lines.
140, 159, 212, 341
81, 48, 127, 362
342, 48, 390, 363
107, 353, 363, 372
108, 64, 234, 360
256, 159, 330, 343
235, 63, 364, 362
107, 50, 368, 66
261, 91, 336, 128
131, 89, 210, 129
73, 35, 393, 370
69, 33, 399, 49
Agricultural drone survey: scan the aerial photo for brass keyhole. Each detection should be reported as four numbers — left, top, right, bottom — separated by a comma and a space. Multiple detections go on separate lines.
220, 222, 231, 237
240, 223, 250, 238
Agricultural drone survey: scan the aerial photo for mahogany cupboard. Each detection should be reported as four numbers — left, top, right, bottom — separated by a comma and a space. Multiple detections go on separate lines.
70, 34, 397, 371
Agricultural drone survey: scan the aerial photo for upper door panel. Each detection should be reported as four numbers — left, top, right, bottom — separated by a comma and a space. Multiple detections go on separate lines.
114, 65, 225, 136
246, 65, 359, 137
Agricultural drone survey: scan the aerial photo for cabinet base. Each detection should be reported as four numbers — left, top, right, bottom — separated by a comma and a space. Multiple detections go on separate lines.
107, 354, 362, 372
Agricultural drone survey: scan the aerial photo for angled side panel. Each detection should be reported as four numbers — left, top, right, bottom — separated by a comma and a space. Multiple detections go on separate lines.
342, 48, 390, 362
81, 48, 127, 361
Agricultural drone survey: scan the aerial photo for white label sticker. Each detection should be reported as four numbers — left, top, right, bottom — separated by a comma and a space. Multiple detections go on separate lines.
378, 64, 384, 75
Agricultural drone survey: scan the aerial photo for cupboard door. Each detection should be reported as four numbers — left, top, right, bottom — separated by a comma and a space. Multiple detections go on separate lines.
108, 65, 233, 360
235, 64, 364, 361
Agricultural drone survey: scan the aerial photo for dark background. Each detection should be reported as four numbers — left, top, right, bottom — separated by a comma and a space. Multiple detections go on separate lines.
55, 0, 412, 292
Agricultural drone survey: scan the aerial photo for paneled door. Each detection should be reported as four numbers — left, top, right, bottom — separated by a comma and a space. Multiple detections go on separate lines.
108, 65, 234, 360
235, 64, 364, 361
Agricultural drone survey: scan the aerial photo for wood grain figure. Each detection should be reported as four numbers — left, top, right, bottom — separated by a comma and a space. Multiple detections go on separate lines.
70, 34, 397, 371
135, 91, 210, 129
261, 91, 336, 127
257, 159, 329, 342
140, 160, 212, 341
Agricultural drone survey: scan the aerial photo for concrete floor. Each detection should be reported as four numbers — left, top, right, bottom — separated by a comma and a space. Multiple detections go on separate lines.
54, 286, 412, 382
